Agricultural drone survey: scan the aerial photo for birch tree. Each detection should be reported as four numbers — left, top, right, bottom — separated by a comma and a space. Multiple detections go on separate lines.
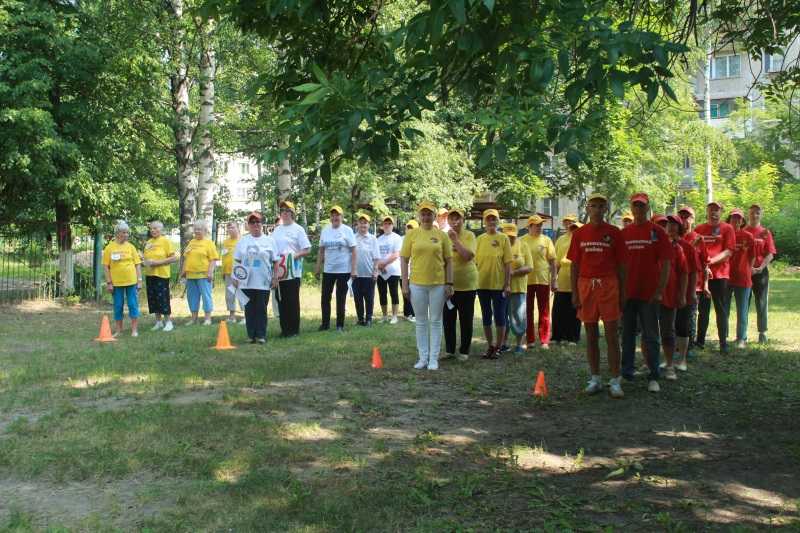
196, 18, 218, 228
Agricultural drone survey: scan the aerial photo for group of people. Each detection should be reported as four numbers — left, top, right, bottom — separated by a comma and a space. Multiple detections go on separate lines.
101, 194, 776, 396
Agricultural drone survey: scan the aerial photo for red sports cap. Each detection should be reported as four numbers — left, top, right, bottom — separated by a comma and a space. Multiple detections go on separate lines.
707, 200, 723, 209
729, 208, 744, 218
630, 192, 649, 205
677, 205, 695, 217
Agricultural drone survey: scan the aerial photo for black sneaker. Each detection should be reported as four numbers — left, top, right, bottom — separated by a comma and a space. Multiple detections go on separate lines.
318, 325, 330, 331
720, 343, 730, 355
249, 338, 257, 344
498, 344, 510, 354
357, 320, 366, 326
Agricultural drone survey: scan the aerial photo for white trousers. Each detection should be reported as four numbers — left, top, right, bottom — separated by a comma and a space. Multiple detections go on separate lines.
410, 283, 446, 362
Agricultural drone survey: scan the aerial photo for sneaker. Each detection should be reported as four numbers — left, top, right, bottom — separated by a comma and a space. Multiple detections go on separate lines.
634, 364, 650, 377
567, 341, 578, 347
365, 320, 372, 327
541, 344, 549, 351
336, 326, 345, 333
427, 359, 439, 370
239, 318, 247, 325
151, 321, 164, 331
585, 376, 604, 395
249, 338, 257, 344
407, 316, 416, 323
659, 361, 667, 369
513, 346, 526, 355
498, 344, 510, 354
112, 331, 121, 338
736, 340, 746, 349
440, 353, 455, 360
202, 319, 212, 326
413, 358, 428, 369
389, 316, 398, 324
676, 362, 688, 372
380, 315, 388, 323
664, 367, 678, 381
185, 320, 197, 326
162, 321, 174, 332
648, 380, 660, 393
482, 346, 497, 359
318, 325, 330, 331
758, 333, 768, 344
357, 320, 366, 327
256, 338, 266, 344
608, 377, 624, 399
131, 330, 138, 338
456, 353, 469, 361
720, 343, 730, 355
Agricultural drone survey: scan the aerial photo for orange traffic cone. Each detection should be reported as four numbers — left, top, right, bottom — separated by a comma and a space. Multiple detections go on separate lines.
213, 320, 235, 350
371, 346, 383, 369
94, 315, 117, 342
532, 370, 548, 398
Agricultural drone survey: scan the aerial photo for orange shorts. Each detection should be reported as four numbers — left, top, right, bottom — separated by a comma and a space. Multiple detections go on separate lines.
577, 276, 621, 324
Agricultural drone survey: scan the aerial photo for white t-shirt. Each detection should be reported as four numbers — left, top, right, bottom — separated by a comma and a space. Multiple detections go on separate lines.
355, 232, 380, 278
378, 232, 403, 279
271, 222, 311, 279
320, 224, 356, 274
232, 234, 276, 290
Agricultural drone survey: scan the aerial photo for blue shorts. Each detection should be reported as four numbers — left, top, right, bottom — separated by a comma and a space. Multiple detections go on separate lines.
113, 285, 140, 321
478, 289, 508, 327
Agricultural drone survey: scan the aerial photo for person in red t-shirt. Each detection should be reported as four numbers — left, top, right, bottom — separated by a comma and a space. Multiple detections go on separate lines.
744, 204, 777, 343
653, 215, 688, 381
619, 193, 672, 393
727, 209, 756, 348
674, 209, 702, 372
694, 201, 736, 354
678, 205, 709, 359
567, 193, 626, 398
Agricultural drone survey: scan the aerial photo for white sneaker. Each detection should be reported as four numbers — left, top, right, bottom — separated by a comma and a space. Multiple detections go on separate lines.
567, 342, 577, 347
659, 361, 667, 369
407, 316, 416, 323
648, 380, 660, 393
380, 315, 388, 323
608, 377, 624, 399
413, 358, 428, 369
676, 362, 688, 372
427, 358, 439, 370
239, 318, 247, 325
664, 367, 678, 381
112, 331, 121, 338
162, 321, 174, 332
202, 318, 212, 326
390, 316, 398, 324
541, 344, 549, 351
185, 320, 197, 326
585, 376, 604, 395
131, 330, 139, 338
151, 321, 164, 331
456, 353, 469, 361
736, 340, 746, 349
634, 364, 650, 377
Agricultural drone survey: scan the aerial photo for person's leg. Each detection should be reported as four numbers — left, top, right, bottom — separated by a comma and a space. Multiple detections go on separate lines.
710, 279, 729, 350
334, 273, 349, 328
525, 285, 536, 345
494, 290, 508, 350
687, 296, 699, 355
443, 291, 458, 355
604, 319, 621, 377
145, 276, 160, 324
535, 284, 551, 346
277, 280, 289, 335
621, 300, 639, 379
127, 285, 140, 334
427, 285, 446, 368
186, 279, 200, 322
660, 305, 676, 370
287, 278, 301, 335
353, 278, 366, 323
242, 288, 257, 339
320, 273, 335, 329
640, 301, 661, 381
263, 290, 271, 338
224, 275, 237, 319
478, 290, 495, 353
199, 278, 214, 322
388, 276, 400, 319
568, 292, 581, 343
253, 290, 268, 339
410, 284, 431, 366
459, 290, 476, 355
365, 278, 375, 323
509, 293, 527, 347
696, 290, 711, 348
733, 286, 751, 343
403, 289, 415, 318
585, 323, 601, 375
675, 305, 690, 366
752, 269, 769, 338
551, 292, 565, 343
377, 276, 388, 318
113, 287, 124, 334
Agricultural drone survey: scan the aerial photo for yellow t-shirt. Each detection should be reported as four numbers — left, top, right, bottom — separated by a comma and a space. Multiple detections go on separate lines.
509, 240, 533, 294
102, 241, 141, 287
220, 238, 238, 275
521, 233, 556, 285
475, 232, 513, 290
555, 233, 573, 292
142, 236, 175, 279
183, 238, 219, 279
450, 228, 478, 291
400, 227, 452, 285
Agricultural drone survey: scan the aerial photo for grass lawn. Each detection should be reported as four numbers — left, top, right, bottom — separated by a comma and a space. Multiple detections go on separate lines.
1, 279, 799, 531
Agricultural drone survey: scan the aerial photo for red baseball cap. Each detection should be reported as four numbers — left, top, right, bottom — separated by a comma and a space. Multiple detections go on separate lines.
630, 192, 649, 205
651, 214, 667, 225
729, 208, 744, 218
665, 214, 682, 225
707, 200, 723, 209
677, 205, 695, 217
749, 203, 762, 210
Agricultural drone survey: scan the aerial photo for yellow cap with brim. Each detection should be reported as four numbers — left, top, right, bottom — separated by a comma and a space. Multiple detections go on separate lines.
381, 215, 395, 224
405, 219, 419, 229
622, 211, 634, 221
280, 200, 296, 211
329, 205, 344, 215
571, 221, 583, 228
501, 223, 518, 237
448, 208, 465, 219
356, 212, 371, 222
437, 207, 449, 216
417, 200, 437, 213
563, 214, 578, 223
527, 214, 544, 226
587, 193, 608, 203
482, 208, 500, 220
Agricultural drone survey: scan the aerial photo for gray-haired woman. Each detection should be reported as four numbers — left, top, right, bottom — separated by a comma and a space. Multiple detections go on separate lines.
180, 220, 219, 325
142, 221, 178, 331
102, 221, 142, 337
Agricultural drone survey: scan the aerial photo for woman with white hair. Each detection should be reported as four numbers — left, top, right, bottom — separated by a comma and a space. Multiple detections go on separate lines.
180, 220, 219, 325
142, 221, 178, 331
102, 221, 142, 337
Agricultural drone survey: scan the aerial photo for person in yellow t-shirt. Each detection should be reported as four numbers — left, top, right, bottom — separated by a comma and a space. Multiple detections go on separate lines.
521, 214, 556, 349
401, 201, 453, 371
102, 221, 142, 337
221, 221, 242, 323
142, 221, 178, 332
179, 220, 219, 326
475, 209, 512, 358
442, 208, 477, 361
552, 216, 582, 344
498, 223, 533, 354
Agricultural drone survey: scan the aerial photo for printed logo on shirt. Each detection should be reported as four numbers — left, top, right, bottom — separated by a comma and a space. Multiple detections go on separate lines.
491, 239, 499, 247
430, 237, 439, 244
602, 234, 612, 243
145, 242, 154, 250
651, 229, 659, 242
712, 226, 720, 236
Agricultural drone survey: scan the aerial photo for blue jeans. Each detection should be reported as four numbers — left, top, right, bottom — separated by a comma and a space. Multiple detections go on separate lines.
186, 278, 214, 313
730, 286, 752, 341
113, 285, 140, 321
477, 289, 508, 327
506, 293, 527, 337
622, 299, 660, 381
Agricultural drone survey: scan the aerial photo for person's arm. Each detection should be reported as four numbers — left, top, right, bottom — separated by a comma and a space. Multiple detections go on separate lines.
206, 258, 215, 281
570, 262, 580, 308
136, 263, 143, 289
315, 246, 324, 276
449, 230, 474, 261
686, 271, 697, 305
617, 264, 627, 308
104, 265, 113, 293
548, 258, 557, 291
708, 249, 732, 266
350, 245, 357, 279
652, 259, 671, 303
401, 256, 410, 296
678, 271, 687, 308
444, 257, 454, 297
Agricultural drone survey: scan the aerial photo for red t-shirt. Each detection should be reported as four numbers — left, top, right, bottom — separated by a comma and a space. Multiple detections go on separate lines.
729, 229, 755, 288
662, 240, 687, 309
743, 225, 777, 269
684, 231, 708, 292
620, 221, 674, 301
677, 238, 701, 302
566, 222, 625, 278
694, 222, 736, 280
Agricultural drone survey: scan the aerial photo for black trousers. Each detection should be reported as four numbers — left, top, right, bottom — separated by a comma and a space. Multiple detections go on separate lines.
551, 291, 581, 343
277, 278, 301, 336
376, 275, 400, 306
352, 277, 376, 322
403, 291, 415, 317
145, 276, 171, 315
443, 290, 476, 355
697, 278, 730, 347
242, 289, 269, 340
751, 269, 770, 333
321, 272, 350, 328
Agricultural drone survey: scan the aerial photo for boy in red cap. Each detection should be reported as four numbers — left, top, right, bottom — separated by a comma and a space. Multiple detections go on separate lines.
620, 194, 673, 393
728, 209, 755, 348
678, 205, 708, 359
744, 204, 777, 343
695, 201, 736, 354
567, 193, 626, 398
653, 215, 688, 380
674, 210, 702, 371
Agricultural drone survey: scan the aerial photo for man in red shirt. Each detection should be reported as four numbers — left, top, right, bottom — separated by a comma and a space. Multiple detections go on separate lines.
744, 204, 777, 343
678, 205, 708, 359
620, 194, 672, 393
653, 215, 688, 380
674, 210, 701, 372
695, 201, 736, 354
727, 209, 756, 348
567, 193, 626, 398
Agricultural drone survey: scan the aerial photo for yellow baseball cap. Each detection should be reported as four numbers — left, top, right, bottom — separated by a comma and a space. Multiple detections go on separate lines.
563, 214, 578, 223
622, 211, 634, 221
448, 208, 465, 218
405, 219, 419, 229
570, 221, 583, 228
356, 212, 371, 222
381, 215, 395, 224
437, 207, 449, 216
527, 214, 544, 226
329, 205, 344, 215
501, 223, 518, 237
279, 200, 296, 211
587, 193, 608, 203
482, 208, 500, 220
417, 200, 437, 213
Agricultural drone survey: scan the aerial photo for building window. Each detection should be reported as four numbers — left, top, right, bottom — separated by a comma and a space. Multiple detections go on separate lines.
237, 186, 249, 199
710, 99, 733, 119
711, 54, 741, 79
541, 197, 559, 217
683, 155, 691, 169
239, 162, 250, 176
765, 52, 784, 73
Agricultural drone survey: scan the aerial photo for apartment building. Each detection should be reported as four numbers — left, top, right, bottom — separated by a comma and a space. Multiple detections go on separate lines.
217, 154, 262, 214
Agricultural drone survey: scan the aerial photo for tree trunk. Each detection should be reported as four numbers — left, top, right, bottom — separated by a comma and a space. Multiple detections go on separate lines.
196, 21, 217, 229
168, 0, 195, 250
278, 152, 292, 202
56, 201, 74, 294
